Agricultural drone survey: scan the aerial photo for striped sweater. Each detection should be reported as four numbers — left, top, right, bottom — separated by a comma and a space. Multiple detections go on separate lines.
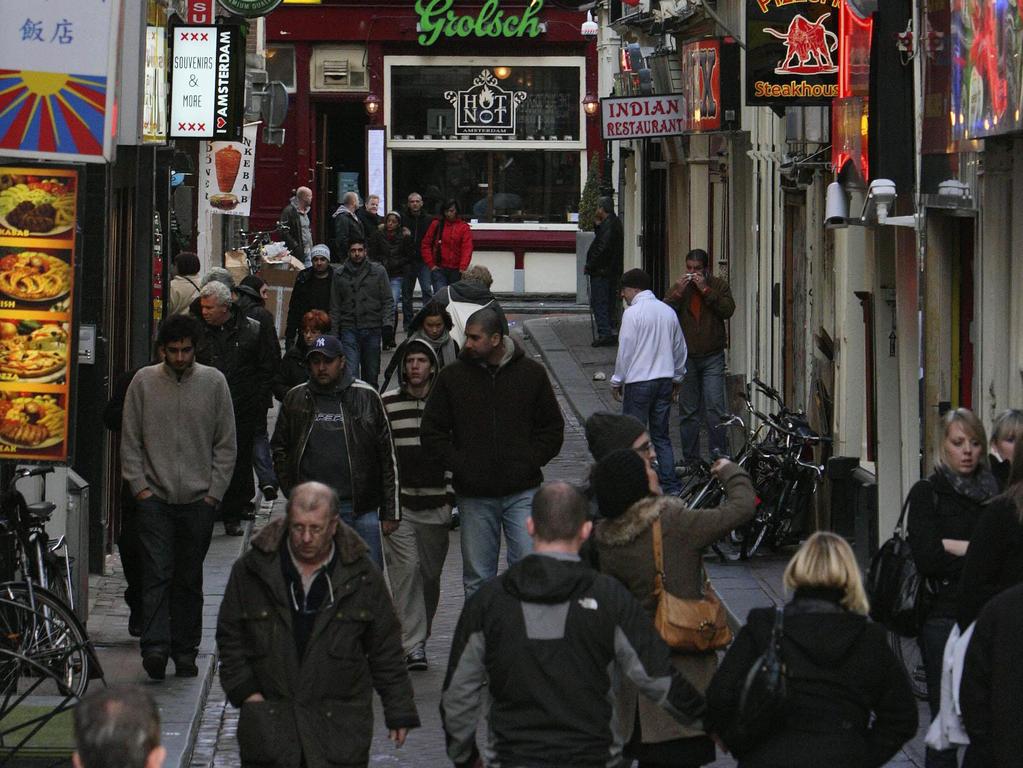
381, 384, 453, 512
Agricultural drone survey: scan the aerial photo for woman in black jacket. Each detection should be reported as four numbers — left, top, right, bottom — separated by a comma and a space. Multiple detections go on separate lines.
906, 407, 998, 768
369, 211, 413, 348
957, 434, 1023, 629
272, 309, 330, 401
706, 532, 918, 767
987, 408, 1023, 489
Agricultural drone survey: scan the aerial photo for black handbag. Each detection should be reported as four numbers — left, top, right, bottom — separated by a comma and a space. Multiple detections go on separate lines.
866, 490, 931, 637
732, 606, 787, 751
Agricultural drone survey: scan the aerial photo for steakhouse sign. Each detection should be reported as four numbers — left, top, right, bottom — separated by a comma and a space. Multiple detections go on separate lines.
600, 95, 687, 140
746, 0, 841, 105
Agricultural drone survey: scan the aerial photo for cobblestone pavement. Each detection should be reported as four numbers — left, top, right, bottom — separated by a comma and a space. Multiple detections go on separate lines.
84, 316, 926, 767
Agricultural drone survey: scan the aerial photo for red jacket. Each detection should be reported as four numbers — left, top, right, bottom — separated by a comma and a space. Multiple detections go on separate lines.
422, 218, 473, 271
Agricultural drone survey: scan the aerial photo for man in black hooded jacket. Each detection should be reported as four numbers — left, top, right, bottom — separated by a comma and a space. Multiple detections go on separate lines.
441, 482, 705, 768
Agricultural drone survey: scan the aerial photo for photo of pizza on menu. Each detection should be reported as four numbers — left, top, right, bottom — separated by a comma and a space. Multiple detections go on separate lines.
0, 319, 69, 384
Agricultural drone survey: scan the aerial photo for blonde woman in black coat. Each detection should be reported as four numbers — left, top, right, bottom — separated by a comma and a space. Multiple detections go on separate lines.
906, 408, 998, 768
706, 532, 918, 767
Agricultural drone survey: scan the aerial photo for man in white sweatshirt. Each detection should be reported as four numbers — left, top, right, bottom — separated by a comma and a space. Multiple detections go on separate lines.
121, 313, 236, 681
610, 269, 688, 493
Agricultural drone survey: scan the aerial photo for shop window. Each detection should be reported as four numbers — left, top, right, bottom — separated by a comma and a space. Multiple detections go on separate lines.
390, 65, 581, 141
392, 150, 580, 224
266, 45, 297, 93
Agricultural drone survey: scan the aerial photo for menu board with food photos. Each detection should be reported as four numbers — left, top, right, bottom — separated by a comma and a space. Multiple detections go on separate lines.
0, 165, 79, 462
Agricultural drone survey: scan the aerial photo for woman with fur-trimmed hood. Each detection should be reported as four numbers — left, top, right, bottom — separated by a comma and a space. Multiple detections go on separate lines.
591, 450, 755, 768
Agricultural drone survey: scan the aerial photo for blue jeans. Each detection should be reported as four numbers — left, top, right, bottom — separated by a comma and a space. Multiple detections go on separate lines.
431, 267, 461, 293
340, 327, 382, 388
339, 500, 383, 571
623, 378, 678, 493
252, 414, 277, 490
919, 614, 959, 768
589, 275, 614, 339
401, 263, 434, 331
679, 350, 729, 461
388, 277, 403, 333
458, 488, 536, 598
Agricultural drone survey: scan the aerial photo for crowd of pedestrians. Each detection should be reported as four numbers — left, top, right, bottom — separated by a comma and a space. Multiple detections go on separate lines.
89, 192, 1023, 768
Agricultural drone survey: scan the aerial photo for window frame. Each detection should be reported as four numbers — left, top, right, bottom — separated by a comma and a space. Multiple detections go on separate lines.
385, 55, 587, 231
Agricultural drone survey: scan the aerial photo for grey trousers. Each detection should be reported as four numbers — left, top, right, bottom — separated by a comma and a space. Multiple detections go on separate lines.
383, 516, 451, 654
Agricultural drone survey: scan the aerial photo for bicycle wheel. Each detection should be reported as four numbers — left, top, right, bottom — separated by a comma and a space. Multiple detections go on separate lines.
887, 630, 928, 701
0, 583, 90, 698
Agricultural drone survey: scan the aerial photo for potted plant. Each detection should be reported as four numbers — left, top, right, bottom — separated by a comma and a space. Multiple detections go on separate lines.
576, 156, 601, 302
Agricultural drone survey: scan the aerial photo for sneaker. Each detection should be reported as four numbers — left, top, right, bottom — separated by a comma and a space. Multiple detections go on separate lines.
224, 523, 244, 537
173, 654, 199, 678
449, 508, 460, 531
405, 646, 427, 671
261, 484, 278, 502
142, 652, 167, 681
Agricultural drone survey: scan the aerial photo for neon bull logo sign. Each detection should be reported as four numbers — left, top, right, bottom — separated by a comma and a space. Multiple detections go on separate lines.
763, 12, 838, 75
445, 69, 527, 135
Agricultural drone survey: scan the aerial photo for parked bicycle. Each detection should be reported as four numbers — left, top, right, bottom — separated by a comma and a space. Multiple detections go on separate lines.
237, 222, 290, 274
1, 465, 103, 760
677, 377, 830, 560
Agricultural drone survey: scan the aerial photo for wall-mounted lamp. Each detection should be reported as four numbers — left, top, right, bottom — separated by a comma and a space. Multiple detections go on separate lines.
363, 94, 381, 116
583, 94, 600, 117
581, 10, 599, 37
494, 66, 512, 79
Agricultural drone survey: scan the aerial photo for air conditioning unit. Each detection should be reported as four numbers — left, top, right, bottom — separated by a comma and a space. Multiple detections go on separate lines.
310, 46, 367, 92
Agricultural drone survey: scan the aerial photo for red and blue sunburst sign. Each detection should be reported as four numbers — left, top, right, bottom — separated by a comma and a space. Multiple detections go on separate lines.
0, 1, 121, 163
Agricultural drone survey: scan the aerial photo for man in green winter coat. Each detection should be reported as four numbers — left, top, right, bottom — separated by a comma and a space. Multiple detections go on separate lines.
216, 482, 419, 767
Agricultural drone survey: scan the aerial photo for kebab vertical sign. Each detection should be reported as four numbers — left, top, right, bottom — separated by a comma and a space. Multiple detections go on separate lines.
746, 0, 841, 105
200, 124, 258, 215
170, 25, 244, 139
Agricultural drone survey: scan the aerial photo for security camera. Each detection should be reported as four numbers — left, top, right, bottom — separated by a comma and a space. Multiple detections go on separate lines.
825, 182, 849, 228
865, 178, 897, 221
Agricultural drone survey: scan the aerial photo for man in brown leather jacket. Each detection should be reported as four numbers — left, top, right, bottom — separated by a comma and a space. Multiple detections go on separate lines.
664, 248, 736, 463
216, 482, 419, 768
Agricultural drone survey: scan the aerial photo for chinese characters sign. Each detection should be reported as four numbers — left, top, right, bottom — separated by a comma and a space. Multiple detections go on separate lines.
445, 69, 527, 136
170, 26, 244, 140
950, 0, 1023, 139
679, 38, 741, 132
746, 0, 841, 105
0, 1, 121, 162
199, 124, 258, 216
0, 166, 80, 463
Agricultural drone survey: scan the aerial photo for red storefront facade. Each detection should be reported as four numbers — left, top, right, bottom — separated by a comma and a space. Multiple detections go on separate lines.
254, 2, 598, 293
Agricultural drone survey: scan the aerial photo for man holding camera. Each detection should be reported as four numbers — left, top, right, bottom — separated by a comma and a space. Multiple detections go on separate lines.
664, 248, 735, 463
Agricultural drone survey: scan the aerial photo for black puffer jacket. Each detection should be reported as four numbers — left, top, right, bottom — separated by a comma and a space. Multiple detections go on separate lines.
420, 337, 563, 497
907, 470, 991, 617
369, 228, 413, 278
706, 589, 918, 767
216, 518, 419, 768
961, 582, 1023, 768
273, 342, 310, 401
957, 497, 1023, 628
196, 305, 276, 415
270, 367, 399, 521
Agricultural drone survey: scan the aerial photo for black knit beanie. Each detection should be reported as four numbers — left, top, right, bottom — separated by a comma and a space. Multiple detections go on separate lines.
594, 448, 651, 520
585, 412, 647, 461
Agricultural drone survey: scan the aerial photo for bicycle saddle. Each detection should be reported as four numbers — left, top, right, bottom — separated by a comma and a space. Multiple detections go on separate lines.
26, 501, 56, 521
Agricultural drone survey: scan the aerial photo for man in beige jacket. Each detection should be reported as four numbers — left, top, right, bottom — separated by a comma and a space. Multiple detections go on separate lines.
121, 313, 236, 681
